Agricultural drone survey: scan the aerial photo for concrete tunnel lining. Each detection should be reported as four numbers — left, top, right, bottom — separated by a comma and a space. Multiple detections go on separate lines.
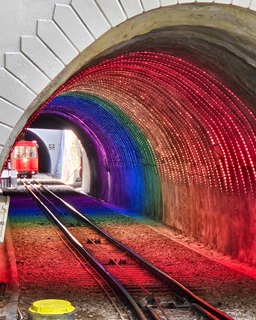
28, 47, 256, 265
1, 4, 256, 265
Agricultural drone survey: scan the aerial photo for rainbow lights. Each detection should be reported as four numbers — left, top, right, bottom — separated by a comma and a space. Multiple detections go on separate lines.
35, 51, 256, 216
43, 93, 161, 217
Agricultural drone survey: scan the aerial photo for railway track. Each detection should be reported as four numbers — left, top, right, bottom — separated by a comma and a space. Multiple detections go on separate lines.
21, 179, 234, 320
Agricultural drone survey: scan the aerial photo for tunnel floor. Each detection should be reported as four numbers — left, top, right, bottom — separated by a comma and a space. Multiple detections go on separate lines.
2, 184, 255, 320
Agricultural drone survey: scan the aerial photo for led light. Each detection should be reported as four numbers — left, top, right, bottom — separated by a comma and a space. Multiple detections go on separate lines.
30, 51, 256, 206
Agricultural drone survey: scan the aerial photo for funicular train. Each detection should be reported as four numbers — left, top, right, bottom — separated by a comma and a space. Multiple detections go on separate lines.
11, 140, 39, 178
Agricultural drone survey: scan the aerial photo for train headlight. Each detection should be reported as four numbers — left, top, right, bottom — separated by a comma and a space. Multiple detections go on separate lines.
23, 158, 28, 163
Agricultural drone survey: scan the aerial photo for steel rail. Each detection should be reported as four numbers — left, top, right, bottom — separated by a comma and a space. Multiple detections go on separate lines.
38, 184, 233, 320
23, 182, 147, 320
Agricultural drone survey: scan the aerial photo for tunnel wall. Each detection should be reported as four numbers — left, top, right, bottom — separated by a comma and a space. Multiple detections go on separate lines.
39, 51, 256, 265
163, 183, 256, 265
41, 93, 162, 219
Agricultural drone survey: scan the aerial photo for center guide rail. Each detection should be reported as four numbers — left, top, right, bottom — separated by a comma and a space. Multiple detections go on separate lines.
22, 178, 234, 320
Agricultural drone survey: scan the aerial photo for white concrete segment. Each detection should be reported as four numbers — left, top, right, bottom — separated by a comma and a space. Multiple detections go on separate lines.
160, 0, 178, 5
119, 0, 143, 18
71, 0, 110, 38
232, 0, 250, 8
0, 124, 12, 146
53, 4, 94, 52
214, 0, 231, 3
178, 0, 195, 3
249, 0, 256, 10
141, 0, 161, 11
37, 20, 78, 65
0, 68, 36, 109
0, 99, 23, 128
21, 36, 64, 80
5, 53, 50, 94
95, 0, 127, 26
0, 196, 10, 243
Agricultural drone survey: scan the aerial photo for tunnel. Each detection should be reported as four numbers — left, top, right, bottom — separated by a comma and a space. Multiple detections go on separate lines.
1, 4, 256, 267
29, 46, 256, 265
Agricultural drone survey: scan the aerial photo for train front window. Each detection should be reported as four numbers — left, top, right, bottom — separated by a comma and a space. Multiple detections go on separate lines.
15, 146, 25, 158
26, 146, 37, 158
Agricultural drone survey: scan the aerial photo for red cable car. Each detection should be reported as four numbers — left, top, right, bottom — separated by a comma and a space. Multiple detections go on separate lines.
11, 140, 39, 178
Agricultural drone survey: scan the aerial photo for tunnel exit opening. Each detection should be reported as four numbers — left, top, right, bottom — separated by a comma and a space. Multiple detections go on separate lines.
7, 127, 88, 191
27, 127, 89, 191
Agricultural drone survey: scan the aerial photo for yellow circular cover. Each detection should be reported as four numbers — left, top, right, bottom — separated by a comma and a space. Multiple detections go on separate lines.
29, 299, 75, 315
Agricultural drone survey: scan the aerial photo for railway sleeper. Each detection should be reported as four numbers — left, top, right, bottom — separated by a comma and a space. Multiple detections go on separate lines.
86, 238, 101, 244
138, 292, 192, 310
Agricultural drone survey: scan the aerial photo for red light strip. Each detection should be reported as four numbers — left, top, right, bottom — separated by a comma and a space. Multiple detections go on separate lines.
39, 52, 255, 196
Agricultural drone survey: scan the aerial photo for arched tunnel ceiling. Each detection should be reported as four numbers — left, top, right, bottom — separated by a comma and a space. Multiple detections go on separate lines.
29, 39, 256, 203
5, 5, 256, 164
30, 23, 256, 119
74, 24, 256, 113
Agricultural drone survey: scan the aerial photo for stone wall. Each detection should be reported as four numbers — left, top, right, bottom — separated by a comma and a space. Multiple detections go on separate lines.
163, 182, 256, 265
